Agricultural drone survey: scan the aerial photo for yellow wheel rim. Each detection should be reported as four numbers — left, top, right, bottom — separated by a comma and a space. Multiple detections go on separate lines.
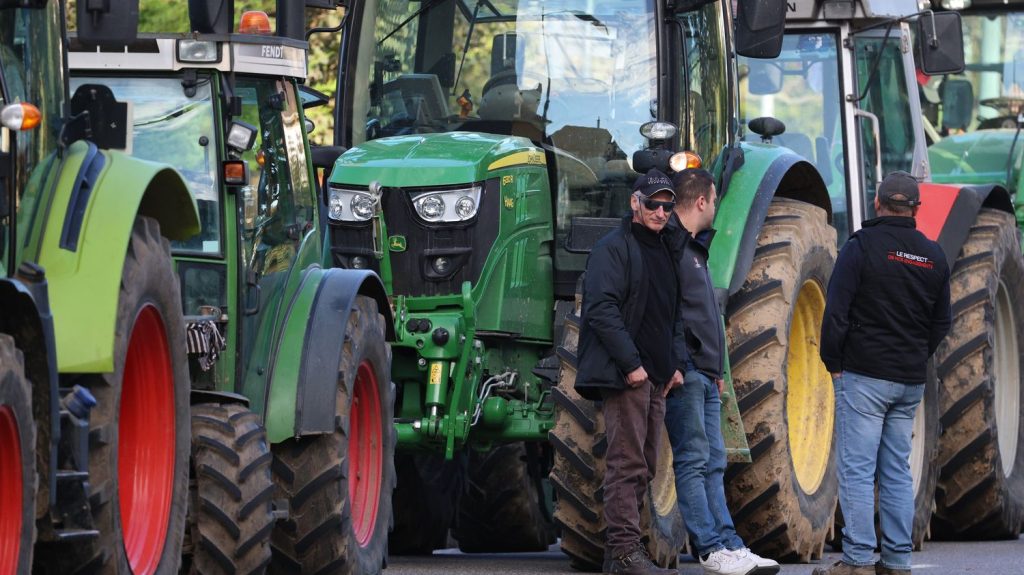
651, 424, 678, 518
786, 279, 834, 495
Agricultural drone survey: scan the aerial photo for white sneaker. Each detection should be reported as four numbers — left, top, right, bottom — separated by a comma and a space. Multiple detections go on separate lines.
729, 547, 780, 574
700, 548, 756, 575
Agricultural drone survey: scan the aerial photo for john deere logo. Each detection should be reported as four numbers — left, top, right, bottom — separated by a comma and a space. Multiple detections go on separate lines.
389, 235, 407, 252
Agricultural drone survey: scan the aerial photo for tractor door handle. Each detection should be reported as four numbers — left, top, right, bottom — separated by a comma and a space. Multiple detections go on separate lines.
244, 270, 261, 316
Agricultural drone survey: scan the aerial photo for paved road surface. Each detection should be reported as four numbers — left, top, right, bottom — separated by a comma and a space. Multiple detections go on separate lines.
386, 539, 1024, 574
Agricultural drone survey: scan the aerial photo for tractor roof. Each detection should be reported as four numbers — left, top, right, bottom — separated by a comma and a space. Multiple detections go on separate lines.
67, 33, 307, 80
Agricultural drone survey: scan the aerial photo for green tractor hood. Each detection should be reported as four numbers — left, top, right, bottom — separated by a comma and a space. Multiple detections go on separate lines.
929, 130, 1024, 191
331, 132, 539, 187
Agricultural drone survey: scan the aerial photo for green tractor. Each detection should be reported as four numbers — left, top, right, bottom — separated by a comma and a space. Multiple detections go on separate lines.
1, 1, 201, 573
325, 0, 844, 567
924, 0, 1024, 236
738, 0, 1024, 546
67, 1, 397, 573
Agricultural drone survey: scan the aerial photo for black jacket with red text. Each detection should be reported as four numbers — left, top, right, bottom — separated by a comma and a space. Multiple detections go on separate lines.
820, 216, 951, 384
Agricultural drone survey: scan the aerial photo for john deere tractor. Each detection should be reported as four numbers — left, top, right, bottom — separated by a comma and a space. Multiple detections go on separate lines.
737, 0, 1024, 547
68, 1, 396, 573
325, 0, 848, 567
1, 1, 201, 573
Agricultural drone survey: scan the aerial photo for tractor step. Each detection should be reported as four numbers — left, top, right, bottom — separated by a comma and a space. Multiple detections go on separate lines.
53, 528, 100, 542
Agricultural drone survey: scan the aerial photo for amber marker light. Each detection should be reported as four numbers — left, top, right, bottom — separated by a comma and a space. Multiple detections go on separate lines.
238, 11, 272, 35
0, 103, 41, 131
669, 151, 703, 172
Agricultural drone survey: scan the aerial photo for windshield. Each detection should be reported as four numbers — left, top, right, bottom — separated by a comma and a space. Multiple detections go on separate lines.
739, 32, 849, 241
1, 3, 65, 270
356, 0, 657, 170
69, 75, 220, 254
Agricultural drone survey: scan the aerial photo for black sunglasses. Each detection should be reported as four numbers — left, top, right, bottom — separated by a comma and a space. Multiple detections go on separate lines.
639, 197, 675, 212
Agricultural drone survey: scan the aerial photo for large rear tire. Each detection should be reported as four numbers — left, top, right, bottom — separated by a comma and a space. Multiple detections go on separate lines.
270, 295, 395, 575
184, 403, 274, 575
388, 453, 461, 555
549, 284, 685, 571
932, 208, 1024, 539
454, 442, 556, 553
725, 198, 838, 562
0, 335, 35, 575
37, 216, 191, 575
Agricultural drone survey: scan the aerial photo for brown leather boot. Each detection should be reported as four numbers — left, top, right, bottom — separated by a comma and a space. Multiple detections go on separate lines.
811, 561, 876, 575
603, 547, 677, 575
875, 565, 910, 575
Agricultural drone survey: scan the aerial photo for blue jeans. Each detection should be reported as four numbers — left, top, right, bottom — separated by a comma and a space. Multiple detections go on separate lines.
835, 371, 924, 570
665, 370, 744, 556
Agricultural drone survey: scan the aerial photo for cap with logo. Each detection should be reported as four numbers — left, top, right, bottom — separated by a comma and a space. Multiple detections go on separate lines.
878, 170, 921, 207
633, 169, 675, 199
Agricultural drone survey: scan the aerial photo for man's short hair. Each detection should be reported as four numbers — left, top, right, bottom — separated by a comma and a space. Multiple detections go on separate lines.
672, 168, 715, 209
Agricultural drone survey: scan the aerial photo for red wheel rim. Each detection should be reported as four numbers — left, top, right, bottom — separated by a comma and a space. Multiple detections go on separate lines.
118, 305, 175, 575
0, 405, 23, 575
348, 360, 383, 547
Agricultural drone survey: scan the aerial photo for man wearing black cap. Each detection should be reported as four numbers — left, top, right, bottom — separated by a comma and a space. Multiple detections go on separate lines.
816, 171, 951, 575
575, 168, 685, 575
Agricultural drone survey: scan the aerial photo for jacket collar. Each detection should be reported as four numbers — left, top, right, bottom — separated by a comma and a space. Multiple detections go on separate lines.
862, 215, 916, 229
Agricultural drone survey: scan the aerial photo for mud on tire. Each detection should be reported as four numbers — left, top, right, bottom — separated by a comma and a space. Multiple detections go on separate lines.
724, 198, 838, 562
184, 403, 274, 574
932, 208, 1024, 539
270, 296, 395, 575
36, 216, 191, 575
549, 283, 685, 571
0, 335, 36, 575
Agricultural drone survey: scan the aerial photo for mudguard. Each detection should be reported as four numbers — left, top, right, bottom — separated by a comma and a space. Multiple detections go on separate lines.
710, 142, 832, 295
915, 182, 1015, 267
263, 267, 392, 443
37, 140, 199, 373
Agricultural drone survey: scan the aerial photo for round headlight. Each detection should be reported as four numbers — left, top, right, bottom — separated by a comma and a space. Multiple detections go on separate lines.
455, 196, 476, 219
351, 256, 368, 269
432, 256, 452, 274
328, 195, 344, 220
418, 195, 445, 221
350, 194, 376, 220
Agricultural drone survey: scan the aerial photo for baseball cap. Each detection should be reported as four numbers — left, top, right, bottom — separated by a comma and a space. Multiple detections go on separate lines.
633, 169, 675, 199
878, 171, 921, 207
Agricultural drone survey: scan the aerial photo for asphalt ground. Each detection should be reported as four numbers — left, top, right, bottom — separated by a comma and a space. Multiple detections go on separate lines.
385, 539, 1024, 574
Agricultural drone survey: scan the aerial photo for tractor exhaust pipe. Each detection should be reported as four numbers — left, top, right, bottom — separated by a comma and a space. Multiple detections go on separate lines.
277, 0, 306, 41
188, 0, 234, 34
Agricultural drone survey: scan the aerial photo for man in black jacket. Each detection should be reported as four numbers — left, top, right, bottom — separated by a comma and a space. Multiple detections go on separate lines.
665, 168, 774, 575
815, 171, 951, 575
575, 169, 684, 575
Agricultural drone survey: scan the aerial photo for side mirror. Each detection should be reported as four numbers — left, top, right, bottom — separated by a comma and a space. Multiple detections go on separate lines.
939, 79, 974, 131
917, 11, 965, 75
77, 0, 140, 46
746, 61, 784, 95
188, 0, 234, 35
734, 0, 785, 59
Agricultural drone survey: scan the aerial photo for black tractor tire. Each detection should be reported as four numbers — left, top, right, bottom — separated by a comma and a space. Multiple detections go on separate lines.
549, 283, 686, 571
828, 364, 941, 552
36, 216, 191, 575
270, 295, 395, 575
724, 198, 838, 562
0, 335, 36, 575
183, 403, 274, 575
388, 452, 462, 555
932, 208, 1024, 539
454, 442, 556, 552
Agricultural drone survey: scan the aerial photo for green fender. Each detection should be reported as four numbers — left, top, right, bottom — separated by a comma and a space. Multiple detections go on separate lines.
709, 142, 831, 294
38, 141, 199, 373
262, 267, 393, 444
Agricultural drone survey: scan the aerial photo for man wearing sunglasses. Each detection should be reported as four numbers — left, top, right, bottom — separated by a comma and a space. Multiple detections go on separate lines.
575, 168, 685, 575
665, 168, 777, 575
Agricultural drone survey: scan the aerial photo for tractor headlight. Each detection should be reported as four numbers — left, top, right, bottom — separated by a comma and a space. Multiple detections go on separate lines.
411, 184, 482, 223
350, 193, 376, 220
327, 186, 377, 222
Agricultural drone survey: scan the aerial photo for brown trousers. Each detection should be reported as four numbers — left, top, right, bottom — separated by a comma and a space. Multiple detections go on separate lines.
601, 380, 665, 558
